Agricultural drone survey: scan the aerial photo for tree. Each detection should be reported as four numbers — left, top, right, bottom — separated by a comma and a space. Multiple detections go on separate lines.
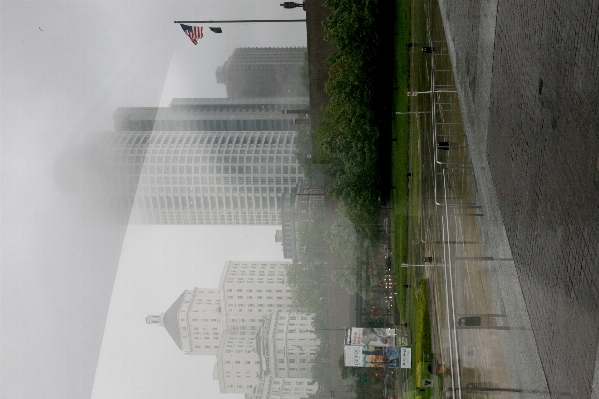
325, 204, 358, 259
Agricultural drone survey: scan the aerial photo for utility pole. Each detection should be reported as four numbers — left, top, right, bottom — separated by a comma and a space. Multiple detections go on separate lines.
175, 19, 306, 24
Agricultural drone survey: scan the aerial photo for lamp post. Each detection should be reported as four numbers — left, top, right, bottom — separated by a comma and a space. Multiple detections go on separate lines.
281, 1, 306, 10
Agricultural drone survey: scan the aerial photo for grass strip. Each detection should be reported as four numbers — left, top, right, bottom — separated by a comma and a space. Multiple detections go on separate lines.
391, 0, 411, 319
414, 278, 432, 382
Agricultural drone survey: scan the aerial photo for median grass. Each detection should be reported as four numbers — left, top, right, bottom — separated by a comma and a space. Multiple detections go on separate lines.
414, 279, 432, 373
391, 0, 411, 319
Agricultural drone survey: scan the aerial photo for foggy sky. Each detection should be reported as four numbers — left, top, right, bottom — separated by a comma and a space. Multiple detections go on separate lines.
0, 1, 307, 398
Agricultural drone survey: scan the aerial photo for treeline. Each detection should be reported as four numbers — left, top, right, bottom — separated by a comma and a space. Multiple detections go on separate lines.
285, 205, 328, 315
314, 0, 395, 240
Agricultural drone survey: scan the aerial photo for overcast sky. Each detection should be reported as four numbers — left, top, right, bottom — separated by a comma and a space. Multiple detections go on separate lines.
0, 1, 307, 398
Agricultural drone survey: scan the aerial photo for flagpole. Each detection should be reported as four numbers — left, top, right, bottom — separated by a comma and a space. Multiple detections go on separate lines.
175, 20, 306, 23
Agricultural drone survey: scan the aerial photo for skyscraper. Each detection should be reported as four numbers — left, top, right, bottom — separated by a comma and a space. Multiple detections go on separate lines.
215, 48, 308, 98
114, 97, 309, 132
104, 97, 310, 225
105, 130, 303, 225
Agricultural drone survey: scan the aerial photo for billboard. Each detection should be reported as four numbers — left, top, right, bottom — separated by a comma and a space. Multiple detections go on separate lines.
345, 328, 396, 347
400, 347, 412, 368
344, 346, 411, 368
344, 346, 385, 367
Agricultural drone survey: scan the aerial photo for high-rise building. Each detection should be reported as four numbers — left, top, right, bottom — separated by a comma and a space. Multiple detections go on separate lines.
146, 261, 319, 398
145, 262, 295, 355
216, 311, 318, 395
219, 261, 293, 323
216, 48, 308, 98
106, 97, 310, 225
113, 97, 309, 132
145, 288, 223, 356
108, 130, 304, 225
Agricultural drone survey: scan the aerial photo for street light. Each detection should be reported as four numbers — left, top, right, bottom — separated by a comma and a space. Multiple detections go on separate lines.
402, 374, 414, 399
281, 1, 306, 9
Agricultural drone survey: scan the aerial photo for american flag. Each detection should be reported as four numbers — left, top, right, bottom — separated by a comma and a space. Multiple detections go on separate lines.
180, 24, 203, 45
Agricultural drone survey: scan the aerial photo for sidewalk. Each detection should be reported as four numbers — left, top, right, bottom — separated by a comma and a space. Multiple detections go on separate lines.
413, 0, 550, 397
437, 0, 599, 397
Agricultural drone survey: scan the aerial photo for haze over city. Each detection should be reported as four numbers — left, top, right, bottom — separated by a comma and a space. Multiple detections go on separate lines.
1, 1, 308, 399
5, 0, 599, 398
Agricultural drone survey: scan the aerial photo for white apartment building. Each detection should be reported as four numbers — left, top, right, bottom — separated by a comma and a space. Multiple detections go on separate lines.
103, 130, 303, 225
217, 328, 262, 394
217, 311, 319, 395
114, 97, 309, 132
220, 261, 293, 325
266, 312, 319, 379
249, 375, 317, 399
146, 261, 318, 399
145, 288, 223, 355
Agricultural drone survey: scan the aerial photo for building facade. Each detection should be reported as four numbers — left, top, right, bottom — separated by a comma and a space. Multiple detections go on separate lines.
105, 130, 304, 225
103, 97, 310, 225
262, 311, 319, 379
215, 310, 319, 395
146, 261, 319, 398
145, 287, 223, 356
250, 375, 317, 399
216, 48, 308, 98
277, 180, 326, 258
219, 261, 293, 321
114, 97, 309, 132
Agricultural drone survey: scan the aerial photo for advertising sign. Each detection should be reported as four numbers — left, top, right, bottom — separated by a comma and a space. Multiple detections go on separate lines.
383, 346, 400, 368
344, 345, 364, 367
344, 346, 386, 367
344, 346, 412, 368
400, 347, 412, 368
345, 328, 396, 347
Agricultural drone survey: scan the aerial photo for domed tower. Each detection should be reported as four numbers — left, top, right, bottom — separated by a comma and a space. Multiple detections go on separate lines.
147, 287, 223, 355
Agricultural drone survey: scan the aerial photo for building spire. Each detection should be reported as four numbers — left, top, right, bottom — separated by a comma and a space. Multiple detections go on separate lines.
146, 314, 164, 326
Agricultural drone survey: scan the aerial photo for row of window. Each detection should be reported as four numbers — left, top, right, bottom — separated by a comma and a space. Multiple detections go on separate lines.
131, 217, 280, 225
114, 145, 298, 160
226, 307, 287, 313
133, 118, 294, 131
114, 131, 295, 146
139, 155, 298, 164
141, 185, 289, 194
225, 288, 290, 293
227, 277, 285, 284
227, 295, 290, 300
137, 194, 284, 211
139, 175, 300, 187
146, 166, 300, 177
